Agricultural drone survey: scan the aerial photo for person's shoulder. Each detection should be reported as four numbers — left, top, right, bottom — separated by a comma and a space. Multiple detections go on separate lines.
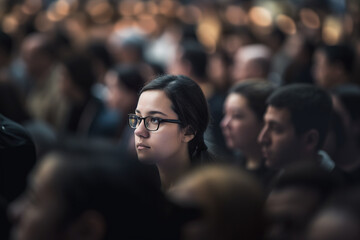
0, 114, 34, 148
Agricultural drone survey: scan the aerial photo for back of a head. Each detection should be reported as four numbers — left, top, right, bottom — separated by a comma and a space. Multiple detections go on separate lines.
0, 29, 13, 58
180, 40, 208, 80
332, 84, 360, 123
171, 164, 265, 240
321, 44, 355, 75
62, 53, 96, 96
114, 64, 145, 94
229, 80, 275, 121
267, 84, 333, 149
307, 186, 360, 240
141, 75, 210, 162
41, 144, 193, 240
271, 161, 340, 197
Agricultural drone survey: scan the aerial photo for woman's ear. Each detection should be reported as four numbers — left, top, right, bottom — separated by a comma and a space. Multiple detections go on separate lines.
66, 210, 106, 240
182, 126, 196, 143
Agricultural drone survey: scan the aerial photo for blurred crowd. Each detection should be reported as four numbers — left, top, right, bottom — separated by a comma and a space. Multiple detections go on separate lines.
1, 0, 360, 239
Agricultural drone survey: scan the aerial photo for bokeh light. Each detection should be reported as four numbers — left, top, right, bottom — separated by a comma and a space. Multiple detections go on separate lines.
249, 6, 273, 27
300, 8, 320, 29
276, 14, 296, 35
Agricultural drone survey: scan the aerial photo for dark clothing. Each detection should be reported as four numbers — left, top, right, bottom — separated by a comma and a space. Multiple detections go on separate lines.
0, 114, 37, 240
0, 114, 36, 202
61, 96, 120, 139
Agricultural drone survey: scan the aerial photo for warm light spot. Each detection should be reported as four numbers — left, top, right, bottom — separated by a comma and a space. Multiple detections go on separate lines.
35, 12, 55, 31
137, 14, 158, 34
55, 0, 71, 17
225, 5, 248, 26
197, 17, 221, 51
118, 0, 136, 17
86, 0, 113, 24
21, 0, 42, 15
322, 16, 342, 45
47, 8, 63, 22
113, 18, 135, 31
2, 15, 19, 33
300, 8, 320, 29
134, 2, 145, 15
159, 0, 177, 16
276, 14, 296, 35
249, 6, 273, 27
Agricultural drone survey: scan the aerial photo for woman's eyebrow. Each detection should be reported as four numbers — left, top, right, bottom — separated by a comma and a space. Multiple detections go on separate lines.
148, 111, 168, 116
135, 109, 168, 116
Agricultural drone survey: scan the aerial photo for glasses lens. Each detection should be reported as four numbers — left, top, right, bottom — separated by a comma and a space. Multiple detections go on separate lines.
145, 117, 158, 131
128, 115, 138, 128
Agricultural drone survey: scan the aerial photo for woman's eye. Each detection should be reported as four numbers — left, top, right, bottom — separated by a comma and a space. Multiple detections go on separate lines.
150, 117, 160, 124
232, 114, 243, 119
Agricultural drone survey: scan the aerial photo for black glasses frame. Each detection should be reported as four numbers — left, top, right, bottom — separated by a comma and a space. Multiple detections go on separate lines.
128, 114, 182, 131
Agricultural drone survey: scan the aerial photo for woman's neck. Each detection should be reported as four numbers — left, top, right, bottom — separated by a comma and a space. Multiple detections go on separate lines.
157, 155, 191, 191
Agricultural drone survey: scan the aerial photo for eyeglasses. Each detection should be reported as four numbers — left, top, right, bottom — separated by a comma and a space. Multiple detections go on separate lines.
128, 114, 182, 131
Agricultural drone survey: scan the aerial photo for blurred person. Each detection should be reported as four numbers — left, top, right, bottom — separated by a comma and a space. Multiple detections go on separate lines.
8, 146, 196, 240
169, 164, 265, 240
306, 186, 360, 240
168, 40, 230, 157
130, 75, 214, 190
220, 80, 275, 182
323, 85, 360, 183
283, 39, 316, 85
59, 52, 119, 138
0, 28, 14, 82
258, 84, 334, 171
219, 26, 257, 60
20, 33, 68, 130
0, 81, 30, 124
266, 162, 340, 240
86, 41, 114, 100
0, 114, 36, 239
207, 50, 232, 93
107, 27, 146, 65
231, 44, 272, 84
313, 44, 355, 90
105, 64, 145, 152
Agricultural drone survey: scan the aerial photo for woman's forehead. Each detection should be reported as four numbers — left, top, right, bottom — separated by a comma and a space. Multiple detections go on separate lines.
136, 90, 175, 116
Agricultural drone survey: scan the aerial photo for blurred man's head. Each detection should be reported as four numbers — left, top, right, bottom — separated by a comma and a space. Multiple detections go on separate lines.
313, 44, 355, 89
258, 84, 333, 169
232, 44, 271, 84
21, 33, 56, 79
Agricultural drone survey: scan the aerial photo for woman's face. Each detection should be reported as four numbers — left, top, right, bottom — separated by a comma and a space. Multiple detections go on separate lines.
9, 157, 66, 240
134, 90, 189, 165
221, 93, 263, 151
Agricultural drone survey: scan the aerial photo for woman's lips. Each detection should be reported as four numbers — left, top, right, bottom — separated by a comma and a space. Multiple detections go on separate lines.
136, 143, 150, 150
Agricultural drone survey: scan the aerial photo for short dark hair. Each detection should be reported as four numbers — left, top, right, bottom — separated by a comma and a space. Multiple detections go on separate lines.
180, 41, 208, 80
43, 144, 196, 240
267, 84, 333, 149
320, 44, 355, 74
62, 53, 96, 96
113, 64, 145, 94
0, 29, 13, 56
229, 80, 275, 121
141, 75, 209, 162
332, 84, 360, 145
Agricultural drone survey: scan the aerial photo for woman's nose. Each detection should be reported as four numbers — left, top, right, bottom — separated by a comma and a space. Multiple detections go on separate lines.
220, 115, 230, 129
134, 119, 150, 138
